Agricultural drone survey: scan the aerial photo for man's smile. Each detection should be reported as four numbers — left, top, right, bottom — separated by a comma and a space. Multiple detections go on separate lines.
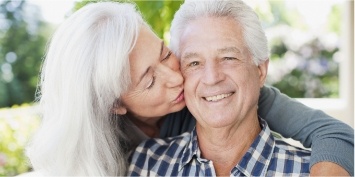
203, 92, 234, 102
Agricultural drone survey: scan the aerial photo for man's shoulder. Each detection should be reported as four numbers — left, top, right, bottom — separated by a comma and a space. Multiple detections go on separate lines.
271, 138, 311, 169
264, 139, 311, 175
136, 131, 191, 157
274, 139, 311, 157
129, 132, 192, 176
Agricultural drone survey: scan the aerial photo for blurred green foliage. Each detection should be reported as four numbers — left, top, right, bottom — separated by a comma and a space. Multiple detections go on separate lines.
74, 0, 183, 41
0, 1, 49, 107
263, 1, 340, 98
0, 104, 40, 176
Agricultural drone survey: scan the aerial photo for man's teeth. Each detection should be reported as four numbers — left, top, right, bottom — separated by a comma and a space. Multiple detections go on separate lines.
205, 93, 232, 102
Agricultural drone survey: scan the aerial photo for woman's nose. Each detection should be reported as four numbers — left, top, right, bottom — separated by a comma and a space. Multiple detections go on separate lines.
165, 53, 180, 72
165, 69, 183, 87
159, 55, 184, 88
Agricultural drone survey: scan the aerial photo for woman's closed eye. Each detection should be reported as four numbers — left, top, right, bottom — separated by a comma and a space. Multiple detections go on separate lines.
162, 51, 172, 61
146, 76, 156, 89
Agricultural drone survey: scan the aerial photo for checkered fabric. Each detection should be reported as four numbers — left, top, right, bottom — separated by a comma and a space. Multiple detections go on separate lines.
128, 118, 311, 176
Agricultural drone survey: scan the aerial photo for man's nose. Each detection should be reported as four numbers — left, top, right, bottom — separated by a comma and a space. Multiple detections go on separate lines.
201, 61, 225, 86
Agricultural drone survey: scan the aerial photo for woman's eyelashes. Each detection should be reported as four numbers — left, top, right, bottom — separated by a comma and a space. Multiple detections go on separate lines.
146, 76, 156, 89
162, 51, 172, 61
145, 50, 172, 89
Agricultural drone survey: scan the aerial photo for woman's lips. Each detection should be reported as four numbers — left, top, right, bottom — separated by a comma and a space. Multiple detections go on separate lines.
174, 91, 184, 103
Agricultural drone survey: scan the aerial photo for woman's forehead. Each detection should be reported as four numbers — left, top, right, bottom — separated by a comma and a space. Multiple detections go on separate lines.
128, 26, 162, 84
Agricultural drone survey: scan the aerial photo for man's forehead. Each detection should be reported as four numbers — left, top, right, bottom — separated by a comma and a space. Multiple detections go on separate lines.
217, 47, 242, 54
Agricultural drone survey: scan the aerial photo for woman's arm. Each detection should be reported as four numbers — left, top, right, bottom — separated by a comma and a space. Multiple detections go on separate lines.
258, 85, 354, 176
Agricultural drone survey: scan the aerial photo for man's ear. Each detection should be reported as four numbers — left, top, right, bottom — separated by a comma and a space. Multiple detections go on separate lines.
258, 59, 269, 87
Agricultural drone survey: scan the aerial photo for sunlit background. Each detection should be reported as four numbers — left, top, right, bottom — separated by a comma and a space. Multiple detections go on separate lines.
0, 0, 353, 175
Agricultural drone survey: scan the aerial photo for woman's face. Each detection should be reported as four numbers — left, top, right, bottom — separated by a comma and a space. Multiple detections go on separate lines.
117, 25, 185, 123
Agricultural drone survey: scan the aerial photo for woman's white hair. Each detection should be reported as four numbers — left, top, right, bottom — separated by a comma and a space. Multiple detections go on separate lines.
26, 2, 143, 176
170, 0, 268, 65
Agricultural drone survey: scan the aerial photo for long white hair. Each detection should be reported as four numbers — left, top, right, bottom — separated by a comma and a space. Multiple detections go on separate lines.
170, 0, 268, 65
26, 2, 143, 176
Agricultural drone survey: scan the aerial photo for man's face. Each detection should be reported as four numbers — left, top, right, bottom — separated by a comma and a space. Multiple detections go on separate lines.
179, 17, 268, 128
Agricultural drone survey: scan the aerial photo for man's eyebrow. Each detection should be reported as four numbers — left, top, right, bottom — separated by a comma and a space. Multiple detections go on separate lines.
181, 47, 241, 61
182, 52, 199, 61
217, 47, 241, 54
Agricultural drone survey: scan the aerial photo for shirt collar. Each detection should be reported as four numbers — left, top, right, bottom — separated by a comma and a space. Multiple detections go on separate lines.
179, 127, 200, 171
178, 118, 276, 176
233, 118, 275, 176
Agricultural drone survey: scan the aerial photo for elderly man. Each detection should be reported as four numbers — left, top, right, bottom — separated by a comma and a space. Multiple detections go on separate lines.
128, 0, 350, 176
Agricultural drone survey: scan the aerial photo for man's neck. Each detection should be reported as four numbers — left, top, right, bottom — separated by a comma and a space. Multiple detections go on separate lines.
196, 114, 261, 176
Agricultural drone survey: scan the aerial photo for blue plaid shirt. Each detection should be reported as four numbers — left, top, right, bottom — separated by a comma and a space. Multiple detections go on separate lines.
128, 119, 311, 176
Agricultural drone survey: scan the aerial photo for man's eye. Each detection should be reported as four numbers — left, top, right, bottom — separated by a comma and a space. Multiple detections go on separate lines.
188, 61, 199, 67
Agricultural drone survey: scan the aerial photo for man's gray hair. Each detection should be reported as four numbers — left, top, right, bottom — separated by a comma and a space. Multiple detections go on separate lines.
170, 0, 268, 65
